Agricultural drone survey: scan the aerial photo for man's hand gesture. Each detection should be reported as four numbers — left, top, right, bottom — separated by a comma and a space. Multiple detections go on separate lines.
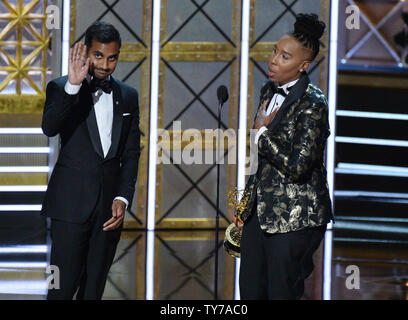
103, 200, 126, 231
68, 42, 90, 86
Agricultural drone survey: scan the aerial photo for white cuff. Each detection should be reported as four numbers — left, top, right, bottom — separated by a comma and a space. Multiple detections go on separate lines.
64, 80, 82, 95
114, 196, 129, 209
254, 126, 268, 145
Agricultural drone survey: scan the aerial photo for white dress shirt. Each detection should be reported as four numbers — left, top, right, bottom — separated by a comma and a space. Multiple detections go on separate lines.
64, 76, 129, 209
254, 78, 299, 144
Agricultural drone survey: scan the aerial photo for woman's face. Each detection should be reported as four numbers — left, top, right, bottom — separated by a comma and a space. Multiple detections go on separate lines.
268, 35, 312, 86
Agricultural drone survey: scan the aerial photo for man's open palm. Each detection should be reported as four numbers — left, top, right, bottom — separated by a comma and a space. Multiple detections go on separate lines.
68, 42, 90, 86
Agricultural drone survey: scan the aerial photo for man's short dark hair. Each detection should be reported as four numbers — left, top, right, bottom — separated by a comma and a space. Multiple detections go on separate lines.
84, 21, 122, 50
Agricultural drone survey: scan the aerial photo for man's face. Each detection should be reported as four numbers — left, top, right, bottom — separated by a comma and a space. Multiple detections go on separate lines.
87, 40, 120, 80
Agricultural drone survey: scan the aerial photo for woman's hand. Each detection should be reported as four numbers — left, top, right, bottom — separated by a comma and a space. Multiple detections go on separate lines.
254, 98, 280, 130
232, 216, 244, 230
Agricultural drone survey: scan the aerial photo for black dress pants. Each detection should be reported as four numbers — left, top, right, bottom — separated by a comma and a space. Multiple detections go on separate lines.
239, 212, 326, 300
46, 189, 122, 300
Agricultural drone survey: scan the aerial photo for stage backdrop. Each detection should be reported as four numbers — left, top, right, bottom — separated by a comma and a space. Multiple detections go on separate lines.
67, 0, 329, 230
0, 0, 330, 300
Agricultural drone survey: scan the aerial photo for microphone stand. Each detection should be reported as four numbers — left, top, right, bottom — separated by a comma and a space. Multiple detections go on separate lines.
214, 100, 222, 300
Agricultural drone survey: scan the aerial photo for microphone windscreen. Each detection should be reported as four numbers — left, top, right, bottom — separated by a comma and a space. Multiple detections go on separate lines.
217, 85, 229, 104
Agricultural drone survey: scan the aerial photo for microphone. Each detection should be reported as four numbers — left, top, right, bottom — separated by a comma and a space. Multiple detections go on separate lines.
217, 85, 229, 106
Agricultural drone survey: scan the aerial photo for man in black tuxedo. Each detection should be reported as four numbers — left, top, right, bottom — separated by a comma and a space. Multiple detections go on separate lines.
41, 22, 140, 299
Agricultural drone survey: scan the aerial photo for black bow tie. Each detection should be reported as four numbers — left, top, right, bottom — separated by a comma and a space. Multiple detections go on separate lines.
276, 86, 292, 97
90, 77, 112, 94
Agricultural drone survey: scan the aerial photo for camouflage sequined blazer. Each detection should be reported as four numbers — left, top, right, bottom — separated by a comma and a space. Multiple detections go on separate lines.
241, 73, 334, 234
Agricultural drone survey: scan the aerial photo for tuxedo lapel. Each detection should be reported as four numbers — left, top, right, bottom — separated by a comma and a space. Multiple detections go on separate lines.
262, 81, 277, 103
83, 80, 105, 159
105, 77, 123, 160
267, 73, 310, 134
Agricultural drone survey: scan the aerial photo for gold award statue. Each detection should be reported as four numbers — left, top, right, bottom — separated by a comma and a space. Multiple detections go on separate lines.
224, 188, 249, 258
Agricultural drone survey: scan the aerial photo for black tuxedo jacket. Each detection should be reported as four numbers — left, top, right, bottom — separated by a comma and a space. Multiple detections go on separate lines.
41, 76, 140, 223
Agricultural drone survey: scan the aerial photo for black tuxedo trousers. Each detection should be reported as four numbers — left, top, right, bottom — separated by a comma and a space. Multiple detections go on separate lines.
239, 204, 326, 300
47, 186, 122, 300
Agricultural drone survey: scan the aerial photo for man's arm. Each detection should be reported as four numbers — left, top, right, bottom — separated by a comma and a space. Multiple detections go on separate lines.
116, 93, 141, 208
104, 90, 140, 231
41, 80, 80, 137
42, 43, 90, 137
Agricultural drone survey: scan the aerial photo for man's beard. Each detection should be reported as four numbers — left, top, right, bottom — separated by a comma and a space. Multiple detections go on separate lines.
89, 66, 111, 79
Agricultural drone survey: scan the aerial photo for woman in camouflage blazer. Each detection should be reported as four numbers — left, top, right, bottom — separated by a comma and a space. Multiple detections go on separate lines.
241, 73, 333, 233
236, 14, 334, 300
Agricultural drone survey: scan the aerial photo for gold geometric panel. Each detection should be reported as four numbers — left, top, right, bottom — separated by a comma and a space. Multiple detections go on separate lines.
0, 0, 52, 97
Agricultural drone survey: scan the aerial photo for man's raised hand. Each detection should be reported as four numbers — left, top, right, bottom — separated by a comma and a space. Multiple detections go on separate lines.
68, 42, 90, 85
